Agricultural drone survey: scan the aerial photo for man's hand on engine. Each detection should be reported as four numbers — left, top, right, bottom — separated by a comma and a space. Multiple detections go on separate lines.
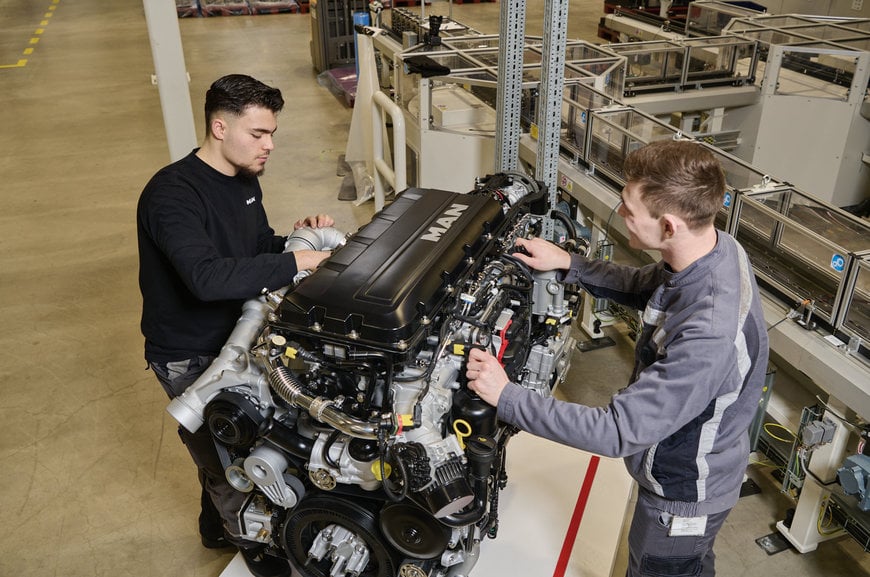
294, 214, 335, 229
466, 348, 509, 407
512, 237, 571, 272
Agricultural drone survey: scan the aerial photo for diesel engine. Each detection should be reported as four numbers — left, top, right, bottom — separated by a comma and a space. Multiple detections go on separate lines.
167, 173, 582, 577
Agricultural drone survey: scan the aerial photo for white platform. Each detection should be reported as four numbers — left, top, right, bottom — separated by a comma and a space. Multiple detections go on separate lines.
221, 433, 634, 577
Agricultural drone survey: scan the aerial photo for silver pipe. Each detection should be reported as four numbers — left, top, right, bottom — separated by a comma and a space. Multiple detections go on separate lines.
268, 365, 379, 440
284, 226, 347, 254
167, 227, 346, 432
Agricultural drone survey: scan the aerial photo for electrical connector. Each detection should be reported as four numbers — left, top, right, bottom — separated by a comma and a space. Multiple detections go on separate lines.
802, 418, 837, 448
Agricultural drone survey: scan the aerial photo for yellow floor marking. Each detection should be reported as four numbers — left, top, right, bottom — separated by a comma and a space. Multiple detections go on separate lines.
2, 1, 60, 69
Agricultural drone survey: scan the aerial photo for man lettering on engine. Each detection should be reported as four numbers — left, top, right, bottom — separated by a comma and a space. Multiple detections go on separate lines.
137, 74, 333, 577
466, 139, 769, 577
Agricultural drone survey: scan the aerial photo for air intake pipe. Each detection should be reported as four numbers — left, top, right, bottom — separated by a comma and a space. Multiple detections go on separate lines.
167, 227, 346, 433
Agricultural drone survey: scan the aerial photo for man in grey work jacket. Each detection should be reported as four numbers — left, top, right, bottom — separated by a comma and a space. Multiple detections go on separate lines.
466, 139, 769, 577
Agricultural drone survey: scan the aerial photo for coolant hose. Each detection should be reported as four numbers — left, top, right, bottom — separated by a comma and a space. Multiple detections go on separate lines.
437, 477, 488, 527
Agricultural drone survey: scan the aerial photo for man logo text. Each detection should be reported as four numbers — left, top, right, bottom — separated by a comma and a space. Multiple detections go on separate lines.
421, 204, 469, 242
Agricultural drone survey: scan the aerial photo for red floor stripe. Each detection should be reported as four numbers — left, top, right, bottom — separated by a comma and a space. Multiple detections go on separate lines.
553, 455, 601, 577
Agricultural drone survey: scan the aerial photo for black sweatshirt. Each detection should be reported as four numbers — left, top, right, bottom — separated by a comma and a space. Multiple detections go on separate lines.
137, 151, 298, 363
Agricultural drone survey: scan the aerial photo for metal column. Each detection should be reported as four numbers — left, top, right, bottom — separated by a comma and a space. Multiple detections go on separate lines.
495, 0, 526, 172
143, 0, 197, 162
535, 0, 570, 228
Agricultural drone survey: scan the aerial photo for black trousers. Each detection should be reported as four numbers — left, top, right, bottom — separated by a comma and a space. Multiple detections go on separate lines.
151, 356, 251, 547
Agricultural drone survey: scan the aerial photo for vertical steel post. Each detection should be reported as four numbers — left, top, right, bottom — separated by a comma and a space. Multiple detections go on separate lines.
535, 0, 570, 238
495, 0, 526, 172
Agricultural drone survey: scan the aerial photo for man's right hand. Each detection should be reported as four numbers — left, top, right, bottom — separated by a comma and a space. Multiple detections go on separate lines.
466, 347, 509, 408
512, 237, 572, 272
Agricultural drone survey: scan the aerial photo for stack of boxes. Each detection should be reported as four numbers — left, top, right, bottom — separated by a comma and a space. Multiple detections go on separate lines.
176, 0, 302, 16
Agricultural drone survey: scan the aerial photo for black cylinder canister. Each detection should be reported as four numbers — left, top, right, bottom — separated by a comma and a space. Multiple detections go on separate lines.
451, 388, 497, 437
464, 434, 498, 480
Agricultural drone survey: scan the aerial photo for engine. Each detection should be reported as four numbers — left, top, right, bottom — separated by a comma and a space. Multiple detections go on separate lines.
167, 173, 582, 577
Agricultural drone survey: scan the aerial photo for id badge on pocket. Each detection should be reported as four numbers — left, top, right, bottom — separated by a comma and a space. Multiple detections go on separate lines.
669, 515, 707, 537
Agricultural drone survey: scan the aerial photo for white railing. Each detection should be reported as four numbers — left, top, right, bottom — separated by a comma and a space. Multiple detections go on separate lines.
370, 90, 406, 212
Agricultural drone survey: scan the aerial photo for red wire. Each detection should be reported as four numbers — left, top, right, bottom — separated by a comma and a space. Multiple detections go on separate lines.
497, 319, 512, 363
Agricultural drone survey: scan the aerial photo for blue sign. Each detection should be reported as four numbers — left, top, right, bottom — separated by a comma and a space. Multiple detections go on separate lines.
831, 254, 846, 272
723, 192, 732, 208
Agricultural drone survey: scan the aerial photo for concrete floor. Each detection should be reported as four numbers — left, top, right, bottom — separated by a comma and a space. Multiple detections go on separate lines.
0, 0, 867, 576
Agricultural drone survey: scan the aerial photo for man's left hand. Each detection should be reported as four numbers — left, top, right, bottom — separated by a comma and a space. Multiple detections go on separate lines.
466, 347, 510, 407
295, 214, 334, 229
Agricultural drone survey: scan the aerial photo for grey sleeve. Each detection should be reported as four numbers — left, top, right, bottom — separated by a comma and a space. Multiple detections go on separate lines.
561, 254, 664, 311
496, 328, 735, 458
497, 382, 631, 457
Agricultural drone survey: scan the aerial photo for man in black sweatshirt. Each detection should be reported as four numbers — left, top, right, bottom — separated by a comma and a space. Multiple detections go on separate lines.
137, 74, 332, 577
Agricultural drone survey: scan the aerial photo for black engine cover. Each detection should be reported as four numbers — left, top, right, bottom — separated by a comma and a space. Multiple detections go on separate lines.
276, 188, 506, 352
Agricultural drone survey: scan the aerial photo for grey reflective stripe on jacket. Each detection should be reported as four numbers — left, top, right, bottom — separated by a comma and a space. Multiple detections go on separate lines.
641, 237, 756, 504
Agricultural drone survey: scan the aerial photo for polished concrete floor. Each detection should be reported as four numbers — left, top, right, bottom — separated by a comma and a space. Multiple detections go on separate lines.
0, 1, 868, 576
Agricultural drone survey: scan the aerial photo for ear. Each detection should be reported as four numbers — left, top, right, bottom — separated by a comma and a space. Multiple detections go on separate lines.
209, 117, 227, 141
661, 213, 680, 240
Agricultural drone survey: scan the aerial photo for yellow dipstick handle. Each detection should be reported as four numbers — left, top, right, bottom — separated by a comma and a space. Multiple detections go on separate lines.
453, 419, 472, 450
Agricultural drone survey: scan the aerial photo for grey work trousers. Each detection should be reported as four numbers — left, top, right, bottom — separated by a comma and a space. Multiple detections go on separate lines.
627, 488, 731, 577
151, 356, 250, 547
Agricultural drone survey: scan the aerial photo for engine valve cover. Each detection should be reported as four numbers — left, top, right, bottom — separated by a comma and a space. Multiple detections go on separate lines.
276, 188, 506, 352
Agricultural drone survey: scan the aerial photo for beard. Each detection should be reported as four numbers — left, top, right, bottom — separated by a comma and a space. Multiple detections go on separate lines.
238, 165, 266, 178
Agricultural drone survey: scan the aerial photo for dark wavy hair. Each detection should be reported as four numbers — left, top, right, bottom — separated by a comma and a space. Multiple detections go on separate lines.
203, 74, 284, 127
623, 140, 726, 230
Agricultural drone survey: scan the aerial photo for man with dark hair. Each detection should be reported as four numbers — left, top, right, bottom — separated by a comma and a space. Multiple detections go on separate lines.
466, 139, 769, 576
138, 74, 331, 577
